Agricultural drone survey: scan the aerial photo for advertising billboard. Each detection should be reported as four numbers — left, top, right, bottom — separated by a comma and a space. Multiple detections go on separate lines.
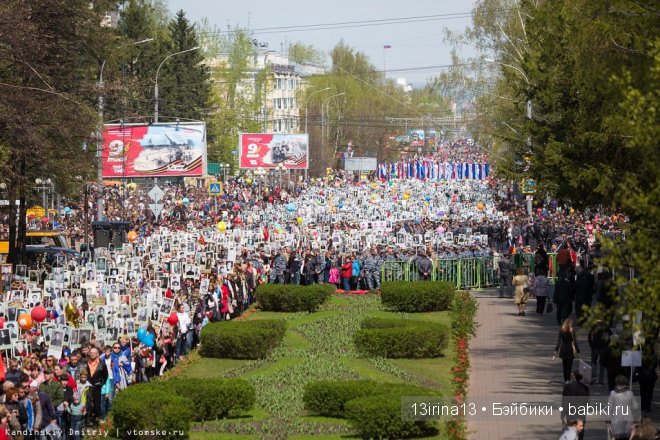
344, 157, 378, 171
102, 123, 206, 178
239, 133, 309, 169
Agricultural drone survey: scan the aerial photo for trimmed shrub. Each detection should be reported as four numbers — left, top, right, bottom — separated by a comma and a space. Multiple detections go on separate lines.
381, 280, 455, 312
156, 378, 255, 421
303, 380, 436, 418
303, 380, 381, 417
255, 283, 334, 312
345, 394, 438, 439
112, 384, 193, 439
354, 317, 448, 358
200, 319, 286, 359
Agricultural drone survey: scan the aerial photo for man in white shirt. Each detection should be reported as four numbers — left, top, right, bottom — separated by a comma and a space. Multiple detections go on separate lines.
175, 303, 192, 360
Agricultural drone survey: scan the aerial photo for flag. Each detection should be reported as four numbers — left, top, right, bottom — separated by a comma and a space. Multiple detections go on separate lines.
383, 44, 392, 49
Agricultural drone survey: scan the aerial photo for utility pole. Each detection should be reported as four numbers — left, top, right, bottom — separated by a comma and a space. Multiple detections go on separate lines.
97, 61, 105, 222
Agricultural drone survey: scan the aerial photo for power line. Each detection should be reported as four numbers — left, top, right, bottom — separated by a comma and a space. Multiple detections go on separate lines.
198, 13, 472, 36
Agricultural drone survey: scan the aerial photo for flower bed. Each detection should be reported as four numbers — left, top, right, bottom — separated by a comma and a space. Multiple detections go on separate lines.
446, 290, 478, 440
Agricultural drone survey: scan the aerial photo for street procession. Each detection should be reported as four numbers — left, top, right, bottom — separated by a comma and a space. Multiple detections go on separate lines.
0, 1, 656, 439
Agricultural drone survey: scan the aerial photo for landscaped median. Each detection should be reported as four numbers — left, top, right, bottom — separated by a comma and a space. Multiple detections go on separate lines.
115, 283, 478, 439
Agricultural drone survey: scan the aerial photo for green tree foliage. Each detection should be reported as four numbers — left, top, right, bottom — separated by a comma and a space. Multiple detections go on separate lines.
0, 0, 116, 263
206, 28, 267, 166
304, 40, 447, 174
157, 10, 211, 122
468, 0, 659, 342
288, 42, 325, 65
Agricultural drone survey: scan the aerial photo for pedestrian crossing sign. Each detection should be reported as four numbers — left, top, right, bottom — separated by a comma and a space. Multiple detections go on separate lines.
208, 182, 223, 196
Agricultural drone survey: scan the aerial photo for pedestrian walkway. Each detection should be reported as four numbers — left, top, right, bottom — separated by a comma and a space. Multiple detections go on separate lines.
468, 289, 609, 440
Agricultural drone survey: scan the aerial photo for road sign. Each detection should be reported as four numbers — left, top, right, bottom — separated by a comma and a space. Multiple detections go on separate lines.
148, 185, 164, 202
148, 203, 164, 218
521, 178, 536, 194
208, 182, 223, 196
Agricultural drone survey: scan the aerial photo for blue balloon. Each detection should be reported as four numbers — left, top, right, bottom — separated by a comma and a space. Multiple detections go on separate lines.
338, 202, 344, 209
137, 328, 147, 342
425, 196, 431, 202
64, 207, 71, 214
286, 203, 296, 213
142, 334, 155, 347
182, 197, 190, 206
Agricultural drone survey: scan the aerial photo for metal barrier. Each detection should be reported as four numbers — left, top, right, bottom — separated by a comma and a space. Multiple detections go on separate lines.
379, 253, 557, 289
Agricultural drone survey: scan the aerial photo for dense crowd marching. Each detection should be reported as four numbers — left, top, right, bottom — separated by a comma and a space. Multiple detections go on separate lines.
0, 139, 637, 439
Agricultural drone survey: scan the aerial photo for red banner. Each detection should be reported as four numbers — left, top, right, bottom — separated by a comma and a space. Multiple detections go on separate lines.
102, 123, 206, 178
239, 133, 309, 169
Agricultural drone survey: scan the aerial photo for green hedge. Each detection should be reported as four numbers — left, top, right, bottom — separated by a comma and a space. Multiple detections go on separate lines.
381, 280, 455, 312
303, 380, 435, 418
200, 319, 286, 359
354, 317, 448, 358
345, 394, 438, 439
155, 378, 255, 421
254, 283, 335, 312
112, 384, 193, 439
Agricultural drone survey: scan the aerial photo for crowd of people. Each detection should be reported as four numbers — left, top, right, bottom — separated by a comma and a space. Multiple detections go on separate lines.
0, 139, 652, 440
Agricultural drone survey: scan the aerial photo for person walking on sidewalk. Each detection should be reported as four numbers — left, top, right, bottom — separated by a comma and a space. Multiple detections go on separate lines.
561, 370, 589, 440
587, 319, 611, 385
534, 273, 550, 315
555, 319, 580, 383
558, 420, 584, 440
512, 267, 529, 316
498, 252, 514, 298
554, 267, 575, 325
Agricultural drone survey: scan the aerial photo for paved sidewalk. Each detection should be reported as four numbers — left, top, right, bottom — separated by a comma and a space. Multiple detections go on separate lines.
467, 289, 609, 440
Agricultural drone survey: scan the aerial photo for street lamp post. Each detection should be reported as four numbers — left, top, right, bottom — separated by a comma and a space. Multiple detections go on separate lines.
321, 93, 345, 170
35, 178, 53, 220
97, 38, 153, 222
304, 87, 331, 181
154, 46, 200, 123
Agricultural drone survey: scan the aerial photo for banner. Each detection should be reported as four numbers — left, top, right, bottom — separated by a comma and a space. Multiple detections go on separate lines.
344, 157, 377, 171
239, 133, 309, 169
102, 123, 206, 178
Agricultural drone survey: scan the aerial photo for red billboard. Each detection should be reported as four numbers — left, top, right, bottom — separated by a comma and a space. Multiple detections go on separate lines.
239, 133, 309, 169
102, 123, 206, 178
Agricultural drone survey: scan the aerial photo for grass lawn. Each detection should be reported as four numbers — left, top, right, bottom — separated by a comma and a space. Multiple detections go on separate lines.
177, 294, 456, 439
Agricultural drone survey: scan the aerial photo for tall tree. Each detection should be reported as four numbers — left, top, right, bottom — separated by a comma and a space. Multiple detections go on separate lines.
0, 0, 117, 263
466, 0, 660, 343
207, 28, 267, 167
158, 10, 211, 122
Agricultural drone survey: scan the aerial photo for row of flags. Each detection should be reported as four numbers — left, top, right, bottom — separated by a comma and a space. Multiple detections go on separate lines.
377, 160, 490, 181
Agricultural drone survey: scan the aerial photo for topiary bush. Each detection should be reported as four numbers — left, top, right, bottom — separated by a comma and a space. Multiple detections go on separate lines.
303, 380, 436, 418
254, 283, 335, 312
354, 317, 448, 358
381, 280, 455, 312
112, 384, 193, 439
155, 378, 255, 421
200, 319, 286, 359
345, 394, 438, 439
303, 380, 381, 418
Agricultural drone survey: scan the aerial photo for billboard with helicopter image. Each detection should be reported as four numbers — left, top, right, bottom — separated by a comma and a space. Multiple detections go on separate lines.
102, 122, 206, 178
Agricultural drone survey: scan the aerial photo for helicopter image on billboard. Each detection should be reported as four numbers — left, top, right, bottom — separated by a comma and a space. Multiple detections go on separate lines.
134, 133, 197, 171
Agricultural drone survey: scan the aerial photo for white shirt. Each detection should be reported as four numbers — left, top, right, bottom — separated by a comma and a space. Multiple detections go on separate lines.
177, 311, 191, 333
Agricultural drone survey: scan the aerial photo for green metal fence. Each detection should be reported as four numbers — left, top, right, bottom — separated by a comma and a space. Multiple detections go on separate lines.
380, 253, 557, 290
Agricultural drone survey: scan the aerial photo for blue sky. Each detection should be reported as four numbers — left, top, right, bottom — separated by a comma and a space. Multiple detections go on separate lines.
166, 0, 477, 87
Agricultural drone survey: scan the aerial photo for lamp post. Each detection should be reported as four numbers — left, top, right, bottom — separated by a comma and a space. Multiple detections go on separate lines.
154, 46, 200, 123
304, 87, 330, 181
96, 38, 153, 222
34, 178, 53, 220
218, 163, 230, 183
321, 93, 345, 170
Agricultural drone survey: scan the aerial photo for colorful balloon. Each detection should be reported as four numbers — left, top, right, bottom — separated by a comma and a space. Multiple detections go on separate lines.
217, 221, 227, 232
18, 313, 33, 330
31, 306, 47, 323
64, 302, 81, 328
127, 231, 138, 242
167, 313, 178, 326
137, 328, 147, 342
296, 217, 303, 225
182, 197, 190, 206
